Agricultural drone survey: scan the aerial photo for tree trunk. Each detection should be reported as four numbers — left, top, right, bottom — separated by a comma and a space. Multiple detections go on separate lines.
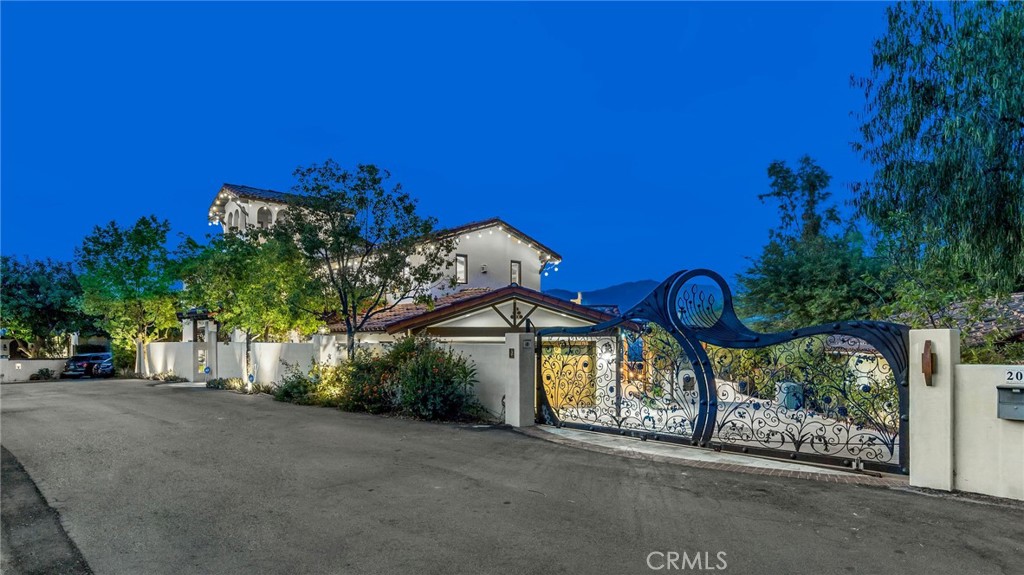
245, 330, 253, 393
135, 338, 146, 375
346, 328, 356, 360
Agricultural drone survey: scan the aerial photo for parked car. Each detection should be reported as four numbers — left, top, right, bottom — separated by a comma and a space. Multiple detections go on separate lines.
60, 353, 113, 379
92, 355, 115, 378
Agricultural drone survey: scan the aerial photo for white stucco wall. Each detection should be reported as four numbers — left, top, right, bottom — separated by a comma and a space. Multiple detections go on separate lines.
146, 343, 197, 381
411, 224, 552, 299
214, 342, 246, 380
219, 198, 287, 233
951, 364, 1024, 501
0, 359, 68, 382
449, 342, 510, 420
251, 342, 316, 386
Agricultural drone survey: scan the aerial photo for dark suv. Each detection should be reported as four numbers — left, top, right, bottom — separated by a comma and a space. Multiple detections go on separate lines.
61, 353, 113, 379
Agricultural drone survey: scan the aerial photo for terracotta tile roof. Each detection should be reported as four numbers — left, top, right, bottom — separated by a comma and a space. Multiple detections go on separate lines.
221, 183, 298, 203
327, 285, 619, 334
385, 285, 618, 334
435, 217, 562, 262
939, 292, 1024, 344
328, 288, 494, 333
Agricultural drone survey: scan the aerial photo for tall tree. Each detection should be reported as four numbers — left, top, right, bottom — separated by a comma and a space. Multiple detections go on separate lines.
0, 256, 87, 358
737, 156, 884, 331
272, 160, 455, 356
852, 1, 1024, 294
177, 231, 323, 375
76, 216, 179, 371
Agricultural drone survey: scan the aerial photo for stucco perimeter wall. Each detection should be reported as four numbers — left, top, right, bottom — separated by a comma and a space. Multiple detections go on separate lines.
952, 364, 1024, 501
0, 359, 68, 382
215, 343, 246, 380
449, 342, 509, 420
251, 343, 316, 386
147, 343, 196, 381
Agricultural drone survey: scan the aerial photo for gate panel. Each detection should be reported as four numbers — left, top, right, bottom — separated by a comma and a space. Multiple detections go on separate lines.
706, 335, 901, 470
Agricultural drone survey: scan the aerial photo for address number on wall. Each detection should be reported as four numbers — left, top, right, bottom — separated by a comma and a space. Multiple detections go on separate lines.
1006, 368, 1024, 382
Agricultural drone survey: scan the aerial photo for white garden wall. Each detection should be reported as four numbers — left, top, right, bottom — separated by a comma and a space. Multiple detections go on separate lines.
0, 359, 68, 382
251, 342, 316, 386
449, 342, 510, 419
951, 364, 1024, 500
147, 343, 196, 381
214, 342, 246, 380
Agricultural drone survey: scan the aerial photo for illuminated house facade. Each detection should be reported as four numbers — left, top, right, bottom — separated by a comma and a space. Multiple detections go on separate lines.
204, 183, 615, 346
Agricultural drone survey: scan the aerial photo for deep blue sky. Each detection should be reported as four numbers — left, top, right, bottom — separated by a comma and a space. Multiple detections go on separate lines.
1, 2, 889, 291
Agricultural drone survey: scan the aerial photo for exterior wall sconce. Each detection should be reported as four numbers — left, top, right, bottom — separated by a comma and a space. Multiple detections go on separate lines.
922, 340, 935, 386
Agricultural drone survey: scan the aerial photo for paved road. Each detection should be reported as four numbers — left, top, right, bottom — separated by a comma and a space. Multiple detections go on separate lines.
2, 380, 1021, 575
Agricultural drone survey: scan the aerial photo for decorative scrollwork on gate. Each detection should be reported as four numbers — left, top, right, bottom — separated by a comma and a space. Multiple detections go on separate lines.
706, 334, 901, 466
537, 268, 911, 473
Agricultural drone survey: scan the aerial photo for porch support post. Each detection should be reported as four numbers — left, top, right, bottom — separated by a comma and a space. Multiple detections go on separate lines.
505, 332, 536, 427
909, 329, 960, 492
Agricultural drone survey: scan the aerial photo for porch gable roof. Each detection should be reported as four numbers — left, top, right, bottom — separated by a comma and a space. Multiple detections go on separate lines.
384, 285, 617, 334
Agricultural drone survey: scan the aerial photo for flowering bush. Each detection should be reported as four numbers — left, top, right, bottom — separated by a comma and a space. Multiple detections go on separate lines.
269, 337, 479, 420
345, 351, 398, 413
395, 339, 477, 420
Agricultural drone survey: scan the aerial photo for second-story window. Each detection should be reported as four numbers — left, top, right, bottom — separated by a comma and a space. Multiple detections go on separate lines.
510, 260, 521, 285
456, 254, 468, 284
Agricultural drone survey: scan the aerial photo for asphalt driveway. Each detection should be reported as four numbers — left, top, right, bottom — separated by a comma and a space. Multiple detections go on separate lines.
1, 380, 1021, 575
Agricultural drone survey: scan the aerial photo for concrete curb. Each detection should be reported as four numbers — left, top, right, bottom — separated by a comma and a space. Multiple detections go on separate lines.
515, 426, 909, 488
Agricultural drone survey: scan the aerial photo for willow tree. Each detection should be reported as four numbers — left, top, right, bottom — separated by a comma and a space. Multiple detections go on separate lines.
272, 160, 455, 357
853, 2, 1024, 297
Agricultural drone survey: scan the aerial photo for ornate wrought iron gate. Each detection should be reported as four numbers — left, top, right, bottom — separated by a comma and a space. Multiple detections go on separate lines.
536, 269, 910, 474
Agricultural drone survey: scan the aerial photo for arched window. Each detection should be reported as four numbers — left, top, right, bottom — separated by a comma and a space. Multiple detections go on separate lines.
234, 208, 241, 228
257, 207, 273, 228
227, 212, 235, 228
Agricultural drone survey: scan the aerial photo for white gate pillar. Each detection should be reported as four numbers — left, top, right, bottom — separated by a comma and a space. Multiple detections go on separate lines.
505, 332, 536, 427
909, 329, 960, 491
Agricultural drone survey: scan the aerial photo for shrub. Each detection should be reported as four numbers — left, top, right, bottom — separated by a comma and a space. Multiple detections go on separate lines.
207, 377, 245, 390
30, 366, 55, 380
273, 362, 347, 406
395, 338, 478, 421
251, 382, 276, 395
269, 337, 480, 421
344, 350, 399, 413
149, 371, 188, 383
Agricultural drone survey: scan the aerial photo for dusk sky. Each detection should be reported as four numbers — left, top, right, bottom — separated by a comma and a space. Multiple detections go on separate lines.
1, 2, 890, 292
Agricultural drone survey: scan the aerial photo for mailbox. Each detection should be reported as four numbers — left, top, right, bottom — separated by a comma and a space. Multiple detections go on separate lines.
997, 384, 1024, 421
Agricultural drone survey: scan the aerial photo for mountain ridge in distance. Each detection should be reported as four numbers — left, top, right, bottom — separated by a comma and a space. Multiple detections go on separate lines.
545, 280, 660, 312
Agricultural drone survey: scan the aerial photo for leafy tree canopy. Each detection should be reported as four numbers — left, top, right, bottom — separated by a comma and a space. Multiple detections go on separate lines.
0, 256, 88, 358
76, 215, 179, 369
176, 231, 323, 342
271, 159, 455, 355
737, 156, 884, 331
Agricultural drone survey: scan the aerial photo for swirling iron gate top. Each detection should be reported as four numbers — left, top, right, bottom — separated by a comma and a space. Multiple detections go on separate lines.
536, 269, 910, 474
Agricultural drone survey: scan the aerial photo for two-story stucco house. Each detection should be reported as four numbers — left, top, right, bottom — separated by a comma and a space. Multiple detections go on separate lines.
204, 183, 616, 349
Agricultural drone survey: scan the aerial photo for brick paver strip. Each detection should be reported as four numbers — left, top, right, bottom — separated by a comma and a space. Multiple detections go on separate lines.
516, 426, 909, 488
